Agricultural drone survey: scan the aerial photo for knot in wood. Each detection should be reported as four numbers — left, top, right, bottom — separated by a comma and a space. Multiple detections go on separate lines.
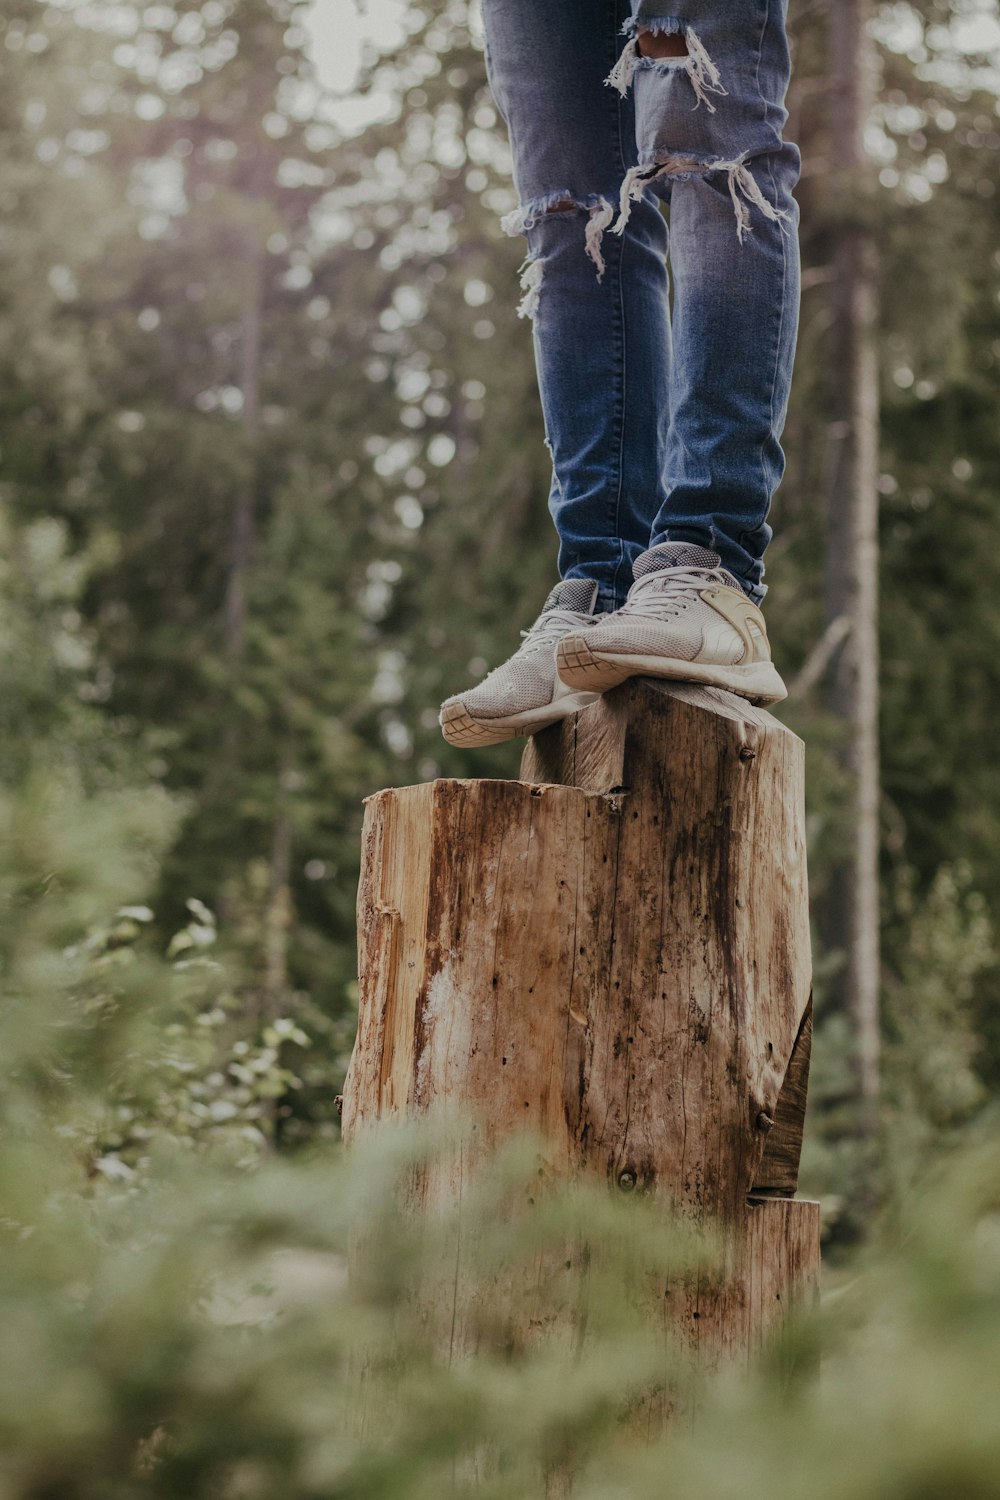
755, 1110, 775, 1133
738, 745, 757, 763
617, 1169, 638, 1192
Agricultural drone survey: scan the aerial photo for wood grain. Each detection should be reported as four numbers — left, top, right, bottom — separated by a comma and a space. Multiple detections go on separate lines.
519, 679, 814, 1197
342, 679, 819, 1378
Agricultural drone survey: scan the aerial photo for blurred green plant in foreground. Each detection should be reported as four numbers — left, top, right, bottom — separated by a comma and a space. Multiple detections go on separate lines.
2, 755, 1000, 1500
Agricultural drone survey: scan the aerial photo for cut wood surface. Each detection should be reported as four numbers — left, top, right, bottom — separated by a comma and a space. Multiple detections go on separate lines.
520, 679, 814, 1197
342, 678, 819, 1372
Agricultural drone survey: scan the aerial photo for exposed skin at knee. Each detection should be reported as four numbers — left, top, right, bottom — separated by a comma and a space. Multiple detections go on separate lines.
607, 26, 721, 108
636, 28, 688, 59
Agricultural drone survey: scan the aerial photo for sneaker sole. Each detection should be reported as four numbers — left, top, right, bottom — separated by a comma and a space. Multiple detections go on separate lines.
440, 687, 601, 748
556, 638, 788, 706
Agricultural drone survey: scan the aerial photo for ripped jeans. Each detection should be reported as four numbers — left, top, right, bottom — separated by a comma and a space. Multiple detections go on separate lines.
482, 0, 801, 607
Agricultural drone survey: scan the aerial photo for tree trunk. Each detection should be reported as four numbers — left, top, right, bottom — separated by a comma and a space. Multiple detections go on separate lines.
224, 239, 262, 659
213, 238, 263, 932
825, 0, 881, 1134
264, 798, 292, 1014
342, 682, 819, 1379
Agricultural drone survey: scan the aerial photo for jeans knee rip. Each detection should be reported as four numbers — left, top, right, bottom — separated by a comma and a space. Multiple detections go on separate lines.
606, 22, 725, 112
604, 22, 785, 241
614, 151, 790, 243
501, 194, 616, 310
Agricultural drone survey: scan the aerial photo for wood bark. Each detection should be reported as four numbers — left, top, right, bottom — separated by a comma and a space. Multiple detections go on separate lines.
343, 681, 819, 1374
825, 0, 881, 1131
224, 238, 262, 659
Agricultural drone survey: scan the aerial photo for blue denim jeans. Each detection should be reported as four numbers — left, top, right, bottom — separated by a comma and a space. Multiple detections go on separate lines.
481, 0, 801, 608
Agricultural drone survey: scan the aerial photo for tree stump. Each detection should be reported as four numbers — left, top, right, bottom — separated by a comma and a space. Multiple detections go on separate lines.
342, 679, 819, 1373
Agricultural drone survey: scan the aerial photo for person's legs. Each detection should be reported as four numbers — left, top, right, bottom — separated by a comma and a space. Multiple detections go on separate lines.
441, 0, 801, 741
482, 0, 670, 613
610, 0, 801, 602
440, 0, 680, 746
552, 1, 800, 708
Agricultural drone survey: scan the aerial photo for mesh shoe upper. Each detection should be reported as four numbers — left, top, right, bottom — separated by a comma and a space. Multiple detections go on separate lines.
632, 541, 743, 591
441, 579, 600, 720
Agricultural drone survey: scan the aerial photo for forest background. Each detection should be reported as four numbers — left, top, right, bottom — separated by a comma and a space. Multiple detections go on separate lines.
2, 0, 1000, 1493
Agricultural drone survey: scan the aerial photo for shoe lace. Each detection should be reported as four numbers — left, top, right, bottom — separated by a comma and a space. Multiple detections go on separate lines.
620, 566, 727, 618
517, 607, 594, 655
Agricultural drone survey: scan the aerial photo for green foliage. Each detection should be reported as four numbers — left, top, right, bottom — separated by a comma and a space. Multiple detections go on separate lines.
803, 860, 995, 1241
2, 813, 1000, 1495
882, 863, 993, 1171
74, 897, 316, 1177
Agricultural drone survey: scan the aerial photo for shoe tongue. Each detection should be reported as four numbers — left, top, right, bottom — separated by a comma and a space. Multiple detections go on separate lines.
633, 542, 721, 578
541, 578, 600, 615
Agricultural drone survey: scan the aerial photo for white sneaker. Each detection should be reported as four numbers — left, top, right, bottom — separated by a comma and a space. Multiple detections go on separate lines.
555, 543, 787, 705
440, 580, 603, 747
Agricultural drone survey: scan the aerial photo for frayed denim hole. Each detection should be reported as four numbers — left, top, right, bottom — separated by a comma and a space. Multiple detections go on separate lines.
543, 437, 564, 502
613, 150, 790, 242
515, 255, 543, 320
508, 197, 616, 285
619, 15, 686, 41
